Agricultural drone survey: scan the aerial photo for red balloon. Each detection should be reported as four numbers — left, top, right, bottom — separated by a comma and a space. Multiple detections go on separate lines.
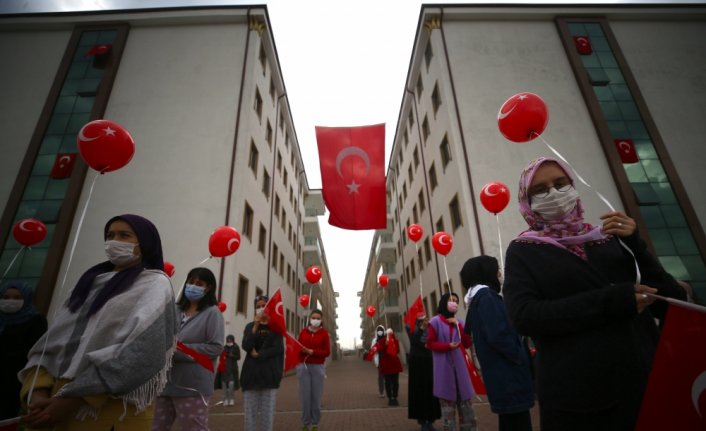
480, 181, 511, 214
378, 274, 389, 287
366, 305, 376, 317
77, 120, 135, 172
12, 218, 47, 247
163, 261, 175, 277
497, 92, 549, 143
306, 266, 322, 284
208, 226, 241, 258
407, 224, 423, 242
218, 302, 227, 313
299, 294, 310, 308
432, 231, 454, 256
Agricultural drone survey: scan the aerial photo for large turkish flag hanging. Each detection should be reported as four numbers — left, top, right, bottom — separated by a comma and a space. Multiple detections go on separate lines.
315, 124, 386, 230
636, 304, 706, 430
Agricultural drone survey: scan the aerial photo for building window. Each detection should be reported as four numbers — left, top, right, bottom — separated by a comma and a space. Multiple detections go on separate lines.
243, 202, 254, 240
411, 260, 416, 280
283, 168, 288, 186
254, 88, 263, 120
266, 121, 273, 147
402, 183, 408, 201
440, 135, 451, 169
419, 190, 426, 214
277, 151, 282, 173
259, 43, 267, 74
429, 163, 438, 191
408, 110, 414, 128
279, 110, 284, 130
279, 253, 284, 277
281, 209, 286, 230
416, 75, 423, 96
287, 263, 292, 286
436, 216, 445, 233
424, 237, 432, 262
418, 248, 424, 271
449, 195, 462, 231
408, 165, 414, 185
269, 77, 275, 102
412, 204, 419, 224
258, 223, 267, 255
272, 243, 278, 269
424, 41, 433, 70
430, 291, 438, 314
413, 147, 420, 169
422, 115, 430, 143
404, 130, 409, 149
248, 140, 259, 177
262, 169, 271, 199
275, 195, 280, 221
431, 82, 442, 115
237, 275, 249, 314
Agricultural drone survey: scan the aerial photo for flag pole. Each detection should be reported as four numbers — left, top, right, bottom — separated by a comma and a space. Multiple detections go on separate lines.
645, 292, 706, 313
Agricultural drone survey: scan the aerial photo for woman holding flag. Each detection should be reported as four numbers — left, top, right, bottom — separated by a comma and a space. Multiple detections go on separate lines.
427, 292, 477, 431
296, 309, 331, 431
240, 294, 284, 431
152, 267, 224, 431
503, 157, 685, 431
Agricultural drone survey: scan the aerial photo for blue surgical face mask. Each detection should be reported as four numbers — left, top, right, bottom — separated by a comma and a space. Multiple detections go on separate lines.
184, 284, 206, 301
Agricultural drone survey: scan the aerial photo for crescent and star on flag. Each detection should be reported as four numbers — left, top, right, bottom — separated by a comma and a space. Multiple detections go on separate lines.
335, 146, 371, 194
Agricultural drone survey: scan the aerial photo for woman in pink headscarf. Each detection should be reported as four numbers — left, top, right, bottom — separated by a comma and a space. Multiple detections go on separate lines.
503, 157, 685, 431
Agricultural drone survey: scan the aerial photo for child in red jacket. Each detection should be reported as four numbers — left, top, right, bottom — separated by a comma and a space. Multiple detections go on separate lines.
375, 328, 403, 406
297, 309, 331, 431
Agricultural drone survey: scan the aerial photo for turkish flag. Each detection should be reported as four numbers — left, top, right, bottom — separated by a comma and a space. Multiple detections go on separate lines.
284, 332, 303, 372
614, 138, 639, 163
636, 304, 706, 430
404, 295, 425, 334
462, 347, 487, 395
315, 124, 386, 230
176, 341, 214, 372
573, 36, 593, 55
50, 153, 77, 179
364, 343, 379, 362
263, 288, 287, 336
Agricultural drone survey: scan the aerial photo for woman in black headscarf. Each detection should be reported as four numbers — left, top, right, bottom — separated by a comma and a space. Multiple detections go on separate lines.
461, 256, 534, 431
407, 311, 441, 430
0, 283, 47, 422
20, 214, 178, 431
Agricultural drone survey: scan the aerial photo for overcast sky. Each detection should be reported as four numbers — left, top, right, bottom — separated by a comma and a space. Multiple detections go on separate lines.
3, 0, 704, 348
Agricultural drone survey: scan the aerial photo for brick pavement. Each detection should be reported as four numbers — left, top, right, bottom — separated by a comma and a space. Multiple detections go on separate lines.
203, 355, 539, 430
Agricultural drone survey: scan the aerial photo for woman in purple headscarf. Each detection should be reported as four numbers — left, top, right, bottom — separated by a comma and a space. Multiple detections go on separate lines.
19, 214, 178, 431
503, 157, 685, 431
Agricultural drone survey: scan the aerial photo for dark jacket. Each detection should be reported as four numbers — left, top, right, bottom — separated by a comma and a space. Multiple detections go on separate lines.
465, 287, 534, 414
240, 321, 284, 391
0, 314, 47, 420
504, 232, 684, 423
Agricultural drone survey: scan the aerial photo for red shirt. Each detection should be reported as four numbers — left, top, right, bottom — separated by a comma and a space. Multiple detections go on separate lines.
297, 326, 331, 364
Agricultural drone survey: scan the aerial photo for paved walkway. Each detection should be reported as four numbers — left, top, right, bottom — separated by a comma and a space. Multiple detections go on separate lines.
202, 355, 540, 430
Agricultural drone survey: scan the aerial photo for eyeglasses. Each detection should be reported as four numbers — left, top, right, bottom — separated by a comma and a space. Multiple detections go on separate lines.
529, 178, 573, 199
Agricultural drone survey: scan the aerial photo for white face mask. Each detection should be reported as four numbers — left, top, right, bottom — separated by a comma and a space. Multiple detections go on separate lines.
530, 186, 579, 221
377, 330, 384, 337
0, 299, 24, 314
309, 318, 322, 328
255, 307, 265, 316
105, 240, 140, 266
226, 342, 234, 346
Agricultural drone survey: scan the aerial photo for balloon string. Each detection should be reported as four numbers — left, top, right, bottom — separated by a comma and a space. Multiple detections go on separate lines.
28, 170, 100, 405
0, 246, 26, 284
533, 132, 641, 286
495, 214, 504, 273
415, 242, 424, 314
442, 256, 451, 294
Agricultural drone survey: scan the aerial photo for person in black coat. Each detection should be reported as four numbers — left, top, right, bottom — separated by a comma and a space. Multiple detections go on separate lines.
461, 256, 534, 431
503, 157, 686, 431
406, 314, 441, 431
240, 295, 284, 431
0, 283, 47, 421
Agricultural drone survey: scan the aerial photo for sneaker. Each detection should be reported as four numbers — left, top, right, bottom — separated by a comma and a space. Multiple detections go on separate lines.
391, 398, 400, 406
312, 426, 318, 431
378, 393, 385, 398
301, 425, 309, 431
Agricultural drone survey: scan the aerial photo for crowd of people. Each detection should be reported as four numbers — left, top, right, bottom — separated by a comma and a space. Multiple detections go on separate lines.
0, 155, 691, 431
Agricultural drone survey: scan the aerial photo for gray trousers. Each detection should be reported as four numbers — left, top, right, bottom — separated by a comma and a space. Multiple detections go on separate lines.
297, 363, 326, 425
243, 388, 277, 431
